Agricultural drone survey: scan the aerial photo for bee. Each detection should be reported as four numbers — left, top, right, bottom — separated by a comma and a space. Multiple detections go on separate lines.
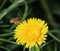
10, 17, 20, 24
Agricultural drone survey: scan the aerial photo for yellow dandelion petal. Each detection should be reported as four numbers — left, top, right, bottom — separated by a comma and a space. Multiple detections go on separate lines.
14, 18, 48, 48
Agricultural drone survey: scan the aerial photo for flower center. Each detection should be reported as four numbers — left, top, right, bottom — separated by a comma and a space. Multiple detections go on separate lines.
28, 29, 39, 38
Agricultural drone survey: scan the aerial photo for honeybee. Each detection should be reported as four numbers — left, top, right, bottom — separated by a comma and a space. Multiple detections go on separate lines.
10, 17, 20, 24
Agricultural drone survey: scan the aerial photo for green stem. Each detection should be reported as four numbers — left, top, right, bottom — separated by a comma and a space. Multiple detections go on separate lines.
0, 25, 10, 27
54, 42, 57, 51
40, 39, 54, 48
0, 1, 22, 21
0, 32, 14, 37
0, 0, 7, 11
49, 29, 60, 33
48, 32, 60, 42
0, 38, 18, 45
8, 37, 14, 40
22, 2, 28, 20
29, 48, 31, 51
29, 46, 40, 51
23, 46, 26, 51
0, 46, 11, 51
0, 0, 34, 21
40, 0, 58, 29
10, 0, 23, 19
10, 24, 17, 31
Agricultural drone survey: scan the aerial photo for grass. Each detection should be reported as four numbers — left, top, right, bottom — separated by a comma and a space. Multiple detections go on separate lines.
0, 0, 60, 51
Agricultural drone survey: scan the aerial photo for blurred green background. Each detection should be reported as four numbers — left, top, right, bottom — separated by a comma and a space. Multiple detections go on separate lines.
0, 0, 60, 51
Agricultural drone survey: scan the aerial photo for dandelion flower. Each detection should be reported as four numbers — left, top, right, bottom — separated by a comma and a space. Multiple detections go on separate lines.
14, 18, 48, 48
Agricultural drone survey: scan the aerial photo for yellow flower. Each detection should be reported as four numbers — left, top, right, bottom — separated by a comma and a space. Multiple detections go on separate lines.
14, 18, 48, 48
